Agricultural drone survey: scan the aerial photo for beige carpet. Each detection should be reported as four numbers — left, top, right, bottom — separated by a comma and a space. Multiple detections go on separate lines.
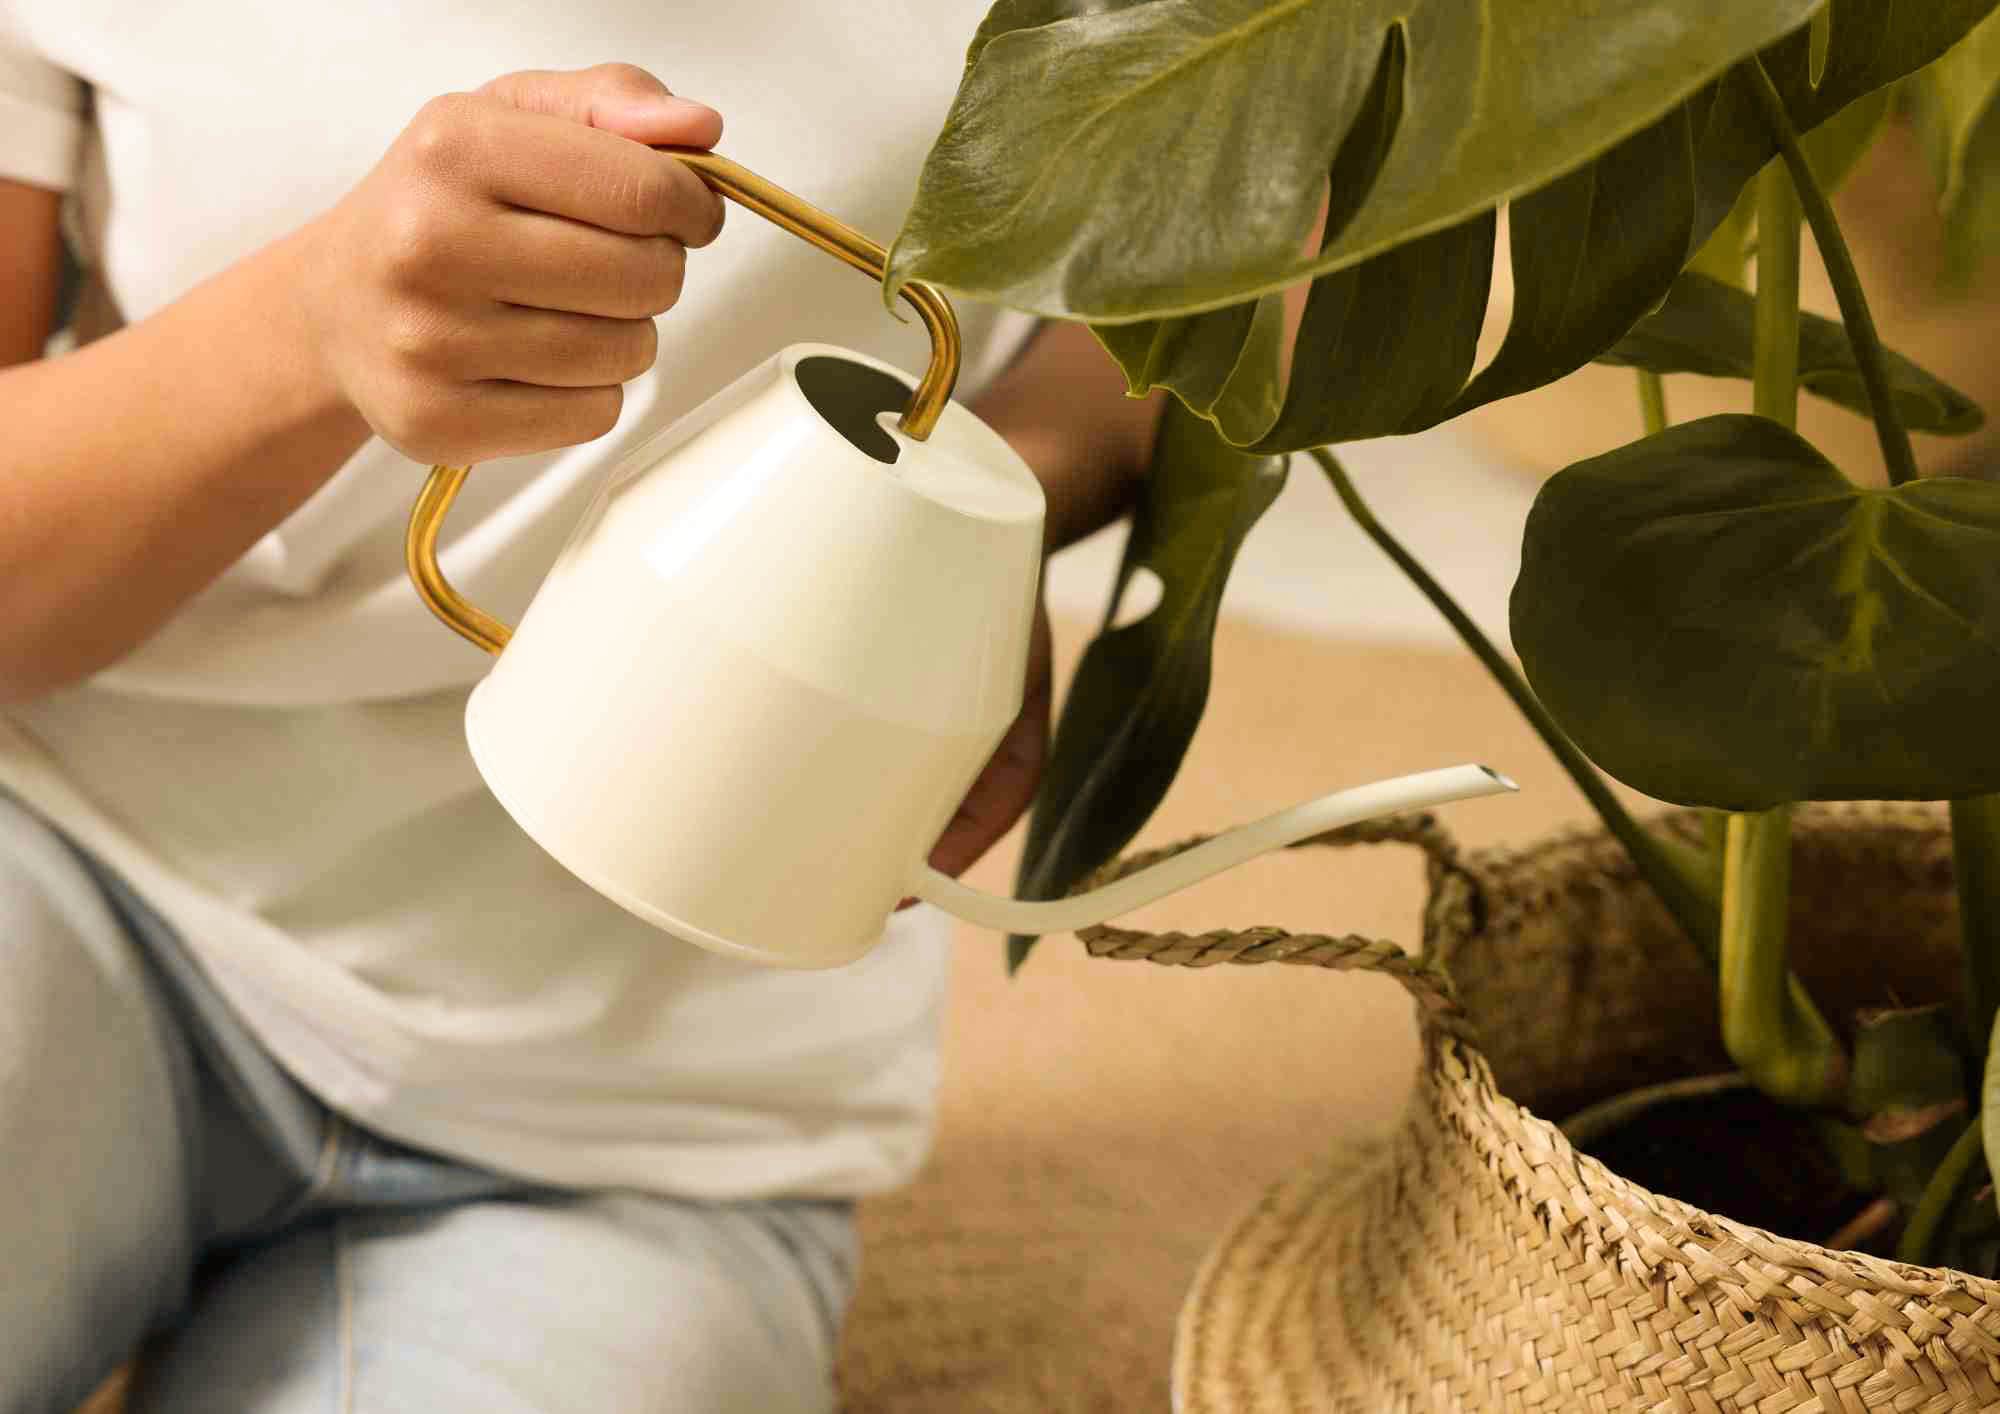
835, 616, 1658, 1411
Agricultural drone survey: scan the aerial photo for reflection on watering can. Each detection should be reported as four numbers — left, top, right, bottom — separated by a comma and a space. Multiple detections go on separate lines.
405, 151, 1517, 969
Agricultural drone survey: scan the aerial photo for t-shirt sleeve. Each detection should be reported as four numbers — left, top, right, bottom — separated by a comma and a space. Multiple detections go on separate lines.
0, 26, 84, 191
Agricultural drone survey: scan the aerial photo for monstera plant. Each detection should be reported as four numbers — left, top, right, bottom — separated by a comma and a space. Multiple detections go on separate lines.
889, 0, 2000, 1269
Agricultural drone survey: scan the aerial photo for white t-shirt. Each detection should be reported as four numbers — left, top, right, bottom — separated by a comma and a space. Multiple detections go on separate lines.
0, 1, 1035, 1197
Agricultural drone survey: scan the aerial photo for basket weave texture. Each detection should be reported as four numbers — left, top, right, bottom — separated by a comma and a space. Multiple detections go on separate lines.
1081, 803, 2000, 1413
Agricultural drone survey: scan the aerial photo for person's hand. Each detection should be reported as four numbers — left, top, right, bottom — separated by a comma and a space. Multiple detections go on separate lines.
294, 64, 725, 465
917, 596, 1053, 889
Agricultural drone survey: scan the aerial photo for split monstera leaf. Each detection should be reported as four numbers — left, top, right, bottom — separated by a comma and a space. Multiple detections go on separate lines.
885, 0, 2000, 969
889, 0, 1992, 452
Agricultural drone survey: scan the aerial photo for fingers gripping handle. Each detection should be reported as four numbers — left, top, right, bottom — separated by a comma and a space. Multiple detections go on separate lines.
406, 149, 961, 656
910, 764, 1517, 935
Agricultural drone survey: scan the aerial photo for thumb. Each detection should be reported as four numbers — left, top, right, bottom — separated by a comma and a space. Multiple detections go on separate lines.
479, 63, 723, 148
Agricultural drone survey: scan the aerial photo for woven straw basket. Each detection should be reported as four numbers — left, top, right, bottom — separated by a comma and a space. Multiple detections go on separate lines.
1077, 802, 2000, 1413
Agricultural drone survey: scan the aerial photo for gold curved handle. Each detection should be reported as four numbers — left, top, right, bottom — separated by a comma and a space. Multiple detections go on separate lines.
664, 151, 961, 440
406, 149, 963, 656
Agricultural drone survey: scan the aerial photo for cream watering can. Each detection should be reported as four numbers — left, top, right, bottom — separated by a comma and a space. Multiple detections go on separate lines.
404, 151, 1516, 969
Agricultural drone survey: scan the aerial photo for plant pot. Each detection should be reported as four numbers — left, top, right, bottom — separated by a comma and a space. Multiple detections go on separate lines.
1075, 804, 2000, 1412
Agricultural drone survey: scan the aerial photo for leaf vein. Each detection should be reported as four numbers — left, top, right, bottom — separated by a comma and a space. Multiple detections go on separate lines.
1870, 549, 2000, 654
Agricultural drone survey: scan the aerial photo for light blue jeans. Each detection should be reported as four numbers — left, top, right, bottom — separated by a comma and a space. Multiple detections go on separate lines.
0, 795, 856, 1414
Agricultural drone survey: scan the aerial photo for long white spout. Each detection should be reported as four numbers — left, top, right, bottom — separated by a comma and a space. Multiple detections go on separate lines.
912, 763, 1516, 935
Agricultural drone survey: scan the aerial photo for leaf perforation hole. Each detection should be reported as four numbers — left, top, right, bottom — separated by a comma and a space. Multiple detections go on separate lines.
1465, 205, 1515, 385
1318, 20, 1408, 249
1109, 565, 1166, 631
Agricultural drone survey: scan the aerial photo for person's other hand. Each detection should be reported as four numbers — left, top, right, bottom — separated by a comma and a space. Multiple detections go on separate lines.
917, 596, 1053, 891
295, 64, 725, 465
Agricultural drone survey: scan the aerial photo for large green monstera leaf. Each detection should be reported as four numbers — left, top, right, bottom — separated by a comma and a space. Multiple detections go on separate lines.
892, 0, 1820, 321
891, 0, 2000, 453
1512, 415, 2000, 811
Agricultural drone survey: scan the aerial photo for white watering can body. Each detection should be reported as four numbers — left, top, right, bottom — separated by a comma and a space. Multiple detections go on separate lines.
464, 343, 1045, 967
406, 153, 1515, 969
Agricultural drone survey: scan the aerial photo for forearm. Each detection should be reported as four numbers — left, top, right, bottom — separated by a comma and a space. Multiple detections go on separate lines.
969, 320, 1163, 553
0, 228, 368, 702
0, 69, 727, 707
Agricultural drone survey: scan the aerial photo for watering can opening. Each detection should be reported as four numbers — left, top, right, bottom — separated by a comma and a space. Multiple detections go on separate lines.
795, 354, 905, 467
